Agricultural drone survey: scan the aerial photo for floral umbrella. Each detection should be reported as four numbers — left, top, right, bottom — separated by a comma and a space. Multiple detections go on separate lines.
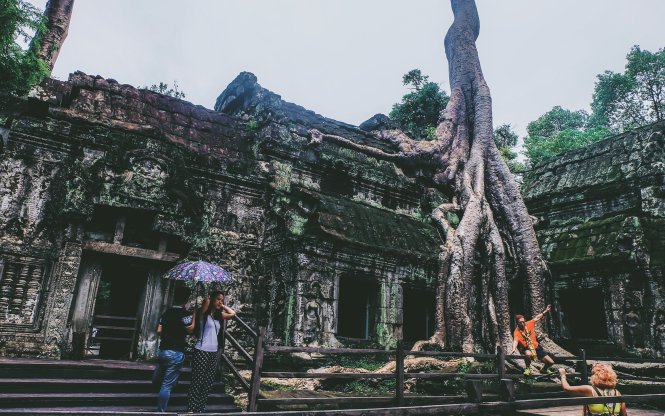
164, 260, 234, 285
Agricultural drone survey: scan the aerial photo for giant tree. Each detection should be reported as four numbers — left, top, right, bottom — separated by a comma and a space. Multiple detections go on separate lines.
30, 0, 75, 72
311, 0, 548, 352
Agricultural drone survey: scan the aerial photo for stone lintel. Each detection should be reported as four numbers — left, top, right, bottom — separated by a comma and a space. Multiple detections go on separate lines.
81, 241, 180, 262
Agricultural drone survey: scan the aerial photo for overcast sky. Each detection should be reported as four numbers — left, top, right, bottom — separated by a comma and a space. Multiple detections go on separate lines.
30, 0, 665, 138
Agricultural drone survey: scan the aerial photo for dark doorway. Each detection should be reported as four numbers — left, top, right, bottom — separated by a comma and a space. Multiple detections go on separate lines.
320, 171, 354, 197
403, 288, 435, 342
559, 288, 608, 340
336, 276, 378, 340
90, 260, 148, 359
508, 276, 525, 322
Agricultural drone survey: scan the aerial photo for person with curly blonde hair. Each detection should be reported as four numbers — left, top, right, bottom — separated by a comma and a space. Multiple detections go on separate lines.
559, 363, 627, 415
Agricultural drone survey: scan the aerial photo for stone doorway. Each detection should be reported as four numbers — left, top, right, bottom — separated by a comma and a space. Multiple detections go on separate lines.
336, 276, 378, 340
402, 288, 435, 342
70, 254, 172, 360
559, 288, 608, 341
88, 260, 149, 359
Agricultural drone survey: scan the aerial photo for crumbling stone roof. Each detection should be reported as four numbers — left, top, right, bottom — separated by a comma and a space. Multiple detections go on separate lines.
523, 121, 665, 267
524, 122, 665, 203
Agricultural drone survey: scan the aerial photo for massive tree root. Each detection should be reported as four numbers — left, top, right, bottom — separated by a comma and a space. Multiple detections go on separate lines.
311, 0, 548, 353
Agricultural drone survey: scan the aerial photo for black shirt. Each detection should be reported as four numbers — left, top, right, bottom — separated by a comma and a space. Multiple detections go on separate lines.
158, 306, 193, 352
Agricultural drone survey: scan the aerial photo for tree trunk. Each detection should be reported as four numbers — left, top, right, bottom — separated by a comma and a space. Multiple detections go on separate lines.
430, 0, 547, 352
30, 0, 75, 72
311, 0, 550, 353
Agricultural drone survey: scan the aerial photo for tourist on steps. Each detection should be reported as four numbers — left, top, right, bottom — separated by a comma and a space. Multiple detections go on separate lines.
153, 286, 196, 412
187, 291, 236, 413
511, 305, 555, 376
559, 363, 627, 416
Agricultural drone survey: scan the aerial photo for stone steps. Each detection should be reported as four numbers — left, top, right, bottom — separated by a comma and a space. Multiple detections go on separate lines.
0, 358, 240, 413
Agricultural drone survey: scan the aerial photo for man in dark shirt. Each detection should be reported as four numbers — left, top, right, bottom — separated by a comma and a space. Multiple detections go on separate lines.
152, 287, 195, 412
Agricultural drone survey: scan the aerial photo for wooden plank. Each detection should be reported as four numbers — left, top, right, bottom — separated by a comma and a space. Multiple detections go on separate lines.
497, 345, 506, 381
225, 332, 253, 363
499, 379, 515, 402
258, 396, 395, 405
261, 372, 395, 379
516, 405, 664, 415
93, 315, 137, 321
579, 349, 588, 385
511, 393, 665, 409
266, 346, 393, 355
395, 340, 404, 407
220, 353, 250, 392
465, 380, 483, 403
91, 336, 133, 341
93, 326, 135, 331
248, 327, 266, 412
221, 402, 482, 415
232, 315, 258, 339
405, 350, 496, 359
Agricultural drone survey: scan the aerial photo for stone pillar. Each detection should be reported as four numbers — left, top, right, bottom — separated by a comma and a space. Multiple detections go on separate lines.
68, 257, 103, 358
376, 274, 401, 348
42, 242, 83, 358
136, 267, 169, 360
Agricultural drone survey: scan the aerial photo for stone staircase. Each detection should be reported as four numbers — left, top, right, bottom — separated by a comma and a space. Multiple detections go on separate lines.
0, 358, 240, 414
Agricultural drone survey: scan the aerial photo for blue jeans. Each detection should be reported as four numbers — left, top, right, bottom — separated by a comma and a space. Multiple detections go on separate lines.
152, 349, 185, 412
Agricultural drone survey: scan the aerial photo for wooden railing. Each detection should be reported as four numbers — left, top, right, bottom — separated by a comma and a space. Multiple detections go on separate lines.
86, 314, 139, 359
219, 314, 257, 392
244, 326, 665, 413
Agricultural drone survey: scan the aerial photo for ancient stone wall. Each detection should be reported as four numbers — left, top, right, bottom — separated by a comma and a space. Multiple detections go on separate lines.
523, 122, 665, 356
0, 72, 440, 357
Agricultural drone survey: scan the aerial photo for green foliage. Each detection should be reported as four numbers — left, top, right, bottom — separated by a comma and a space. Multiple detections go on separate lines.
590, 46, 665, 131
0, 0, 49, 95
493, 124, 524, 173
342, 379, 396, 395
457, 359, 472, 374
141, 81, 186, 99
245, 119, 259, 133
389, 69, 450, 140
526, 106, 589, 139
523, 106, 598, 166
524, 126, 611, 166
323, 356, 384, 371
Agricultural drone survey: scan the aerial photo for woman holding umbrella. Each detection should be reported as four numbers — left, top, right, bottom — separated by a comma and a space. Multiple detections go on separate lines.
163, 260, 235, 413
187, 290, 235, 413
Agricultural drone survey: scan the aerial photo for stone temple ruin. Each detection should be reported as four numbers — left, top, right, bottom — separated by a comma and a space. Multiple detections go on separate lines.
0, 71, 663, 360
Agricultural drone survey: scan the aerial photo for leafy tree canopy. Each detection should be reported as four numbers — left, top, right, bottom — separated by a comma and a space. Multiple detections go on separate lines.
0, 0, 49, 95
526, 106, 588, 138
141, 81, 186, 99
524, 126, 611, 166
493, 124, 523, 173
590, 46, 664, 131
389, 69, 450, 140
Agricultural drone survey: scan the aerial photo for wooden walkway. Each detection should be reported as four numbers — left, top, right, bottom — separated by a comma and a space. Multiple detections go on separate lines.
517, 405, 662, 416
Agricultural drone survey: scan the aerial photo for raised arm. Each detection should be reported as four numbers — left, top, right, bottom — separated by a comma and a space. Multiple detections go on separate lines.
221, 305, 236, 320
533, 305, 552, 322
559, 368, 593, 396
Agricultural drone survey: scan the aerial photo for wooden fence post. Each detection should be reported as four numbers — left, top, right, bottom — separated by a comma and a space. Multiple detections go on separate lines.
217, 319, 227, 392
395, 340, 405, 407
579, 349, 589, 385
497, 345, 506, 381
248, 326, 266, 412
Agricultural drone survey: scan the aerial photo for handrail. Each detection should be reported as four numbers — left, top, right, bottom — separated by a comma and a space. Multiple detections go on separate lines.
232, 315, 258, 339
266, 345, 393, 355
220, 353, 250, 391
225, 331, 253, 363
246, 328, 665, 413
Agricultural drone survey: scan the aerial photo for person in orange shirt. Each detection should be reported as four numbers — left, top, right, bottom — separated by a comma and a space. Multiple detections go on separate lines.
511, 305, 555, 376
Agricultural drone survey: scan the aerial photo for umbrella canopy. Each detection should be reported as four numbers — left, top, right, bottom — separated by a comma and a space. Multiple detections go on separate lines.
164, 260, 233, 284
